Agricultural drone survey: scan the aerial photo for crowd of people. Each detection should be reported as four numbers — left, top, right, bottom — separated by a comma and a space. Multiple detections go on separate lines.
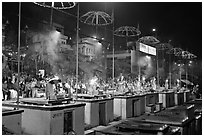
2, 72, 201, 101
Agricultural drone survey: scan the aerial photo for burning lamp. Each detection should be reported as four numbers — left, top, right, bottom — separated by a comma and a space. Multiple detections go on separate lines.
152, 28, 156, 32
90, 77, 97, 85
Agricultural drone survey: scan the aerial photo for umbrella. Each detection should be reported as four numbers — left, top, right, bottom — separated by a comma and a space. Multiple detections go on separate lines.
34, 2, 76, 9
166, 47, 183, 55
34, 2, 76, 27
114, 25, 141, 49
80, 10, 113, 79
137, 36, 160, 85
138, 36, 160, 45
174, 50, 190, 57
114, 26, 141, 37
155, 43, 172, 50
182, 52, 197, 59
187, 53, 197, 59
80, 11, 113, 26
156, 43, 173, 88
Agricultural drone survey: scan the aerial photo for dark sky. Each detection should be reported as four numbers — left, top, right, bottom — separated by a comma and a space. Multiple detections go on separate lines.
2, 2, 202, 59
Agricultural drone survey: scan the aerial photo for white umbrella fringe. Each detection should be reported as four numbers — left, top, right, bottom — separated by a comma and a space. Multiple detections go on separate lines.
34, 2, 76, 9
114, 26, 140, 37
137, 36, 160, 45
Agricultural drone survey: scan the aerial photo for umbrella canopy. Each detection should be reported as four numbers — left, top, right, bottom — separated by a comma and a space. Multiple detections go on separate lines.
34, 2, 76, 9
80, 11, 113, 26
185, 53, 197, 59
138, 36, 160, 45
166, 47, 183, 55
179, 51, 197, 59
175, 50, 190, 57
114, 26, 141, 37
155, 43, 173, 50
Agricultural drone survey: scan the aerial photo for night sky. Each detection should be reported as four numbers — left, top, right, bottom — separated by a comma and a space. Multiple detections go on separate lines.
2, 2, 202, 60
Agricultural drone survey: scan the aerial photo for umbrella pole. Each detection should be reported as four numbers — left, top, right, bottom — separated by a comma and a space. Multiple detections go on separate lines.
17, 2, 21, 110
169, 53, 171, 89
138, 50, 141, 85
179, 66, 181, 87
76, 3, 80, 100
112, 8, 115, 80
50, 3, 54, 27
156, 48, 159, 88
185, 59, 188, 83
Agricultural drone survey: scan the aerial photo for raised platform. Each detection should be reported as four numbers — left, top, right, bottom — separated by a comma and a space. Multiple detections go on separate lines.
20, 98, 72, 106
93, 119, 179, 135
76, 94, 107, 99
2, 100, 86, 135
76, 95, 114, 127
2, 107, 24, 135
2, 108, 24, 116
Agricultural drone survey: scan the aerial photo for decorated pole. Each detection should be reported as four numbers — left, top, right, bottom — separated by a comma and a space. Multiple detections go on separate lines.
112, 8, 115, 80
80, 9, 113, 81
156, 48, 159, 87
50, 3, 54, 27
17, 2, 21, 110
169, 53, 172, 88
76, 3, 79, 100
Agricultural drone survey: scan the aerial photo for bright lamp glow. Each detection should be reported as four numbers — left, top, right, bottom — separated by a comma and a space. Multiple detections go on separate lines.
146, 55, 151, 59
93, 35, 97, 39
90, 77, 97, 85
97, 42, 102, 45
152, 28, 156, 32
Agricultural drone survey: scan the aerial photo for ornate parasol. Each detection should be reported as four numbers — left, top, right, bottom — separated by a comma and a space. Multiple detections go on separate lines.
80, 10, 113, 79
34, 2, 76, 9
80, 11, 113, 26
155, 43, 172, 51
176, 50, 197, 81
184, 53, 197, 59
34, 2, 76, 27
114, 25, 141, 50
176, 51, 197, 59
138, 36, 160, 45
155, 43, 173, 88
166, 47, 183, 55
114, 26, 141, 37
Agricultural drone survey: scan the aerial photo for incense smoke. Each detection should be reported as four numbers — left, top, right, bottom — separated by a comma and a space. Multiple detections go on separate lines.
33, 30, 62, 76
137, 56, 155, 78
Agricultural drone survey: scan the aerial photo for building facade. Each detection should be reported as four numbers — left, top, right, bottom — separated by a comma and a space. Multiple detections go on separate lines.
79, 37, 103, 61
